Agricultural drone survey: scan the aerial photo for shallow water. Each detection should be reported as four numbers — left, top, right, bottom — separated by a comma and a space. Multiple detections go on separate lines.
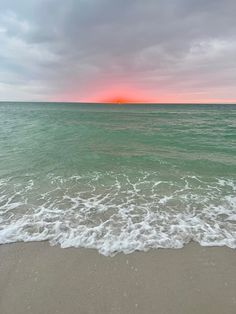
0, 102, 235, 255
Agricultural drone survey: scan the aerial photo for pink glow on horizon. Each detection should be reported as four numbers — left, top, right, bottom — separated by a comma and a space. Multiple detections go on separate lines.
52, 91, 236, 104
51, 81, 236, 104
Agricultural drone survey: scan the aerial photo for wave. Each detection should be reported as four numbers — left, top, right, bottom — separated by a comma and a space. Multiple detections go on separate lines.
0, 172, 236, 256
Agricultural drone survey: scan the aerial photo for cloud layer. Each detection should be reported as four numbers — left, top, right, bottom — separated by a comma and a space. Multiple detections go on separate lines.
0, 0, 236, 102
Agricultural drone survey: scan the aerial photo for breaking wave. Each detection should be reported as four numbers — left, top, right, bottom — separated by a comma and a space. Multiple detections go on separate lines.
0, 172, 236, 256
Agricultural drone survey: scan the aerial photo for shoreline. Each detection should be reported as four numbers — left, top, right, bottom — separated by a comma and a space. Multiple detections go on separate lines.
0, 242, 236, 314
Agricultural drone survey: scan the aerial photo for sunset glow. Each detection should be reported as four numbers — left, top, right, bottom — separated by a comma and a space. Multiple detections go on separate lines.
87, 83, 154, 104
102, 96, 146, 104
104, 97, 134, 104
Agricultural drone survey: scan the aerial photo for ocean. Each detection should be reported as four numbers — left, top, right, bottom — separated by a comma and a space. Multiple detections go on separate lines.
0, 102, 235, 255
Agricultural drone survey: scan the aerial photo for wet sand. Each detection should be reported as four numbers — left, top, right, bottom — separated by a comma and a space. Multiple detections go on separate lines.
0, 242, 236, 314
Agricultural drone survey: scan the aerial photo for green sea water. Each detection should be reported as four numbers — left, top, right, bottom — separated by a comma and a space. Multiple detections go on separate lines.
0, 102, 235, 255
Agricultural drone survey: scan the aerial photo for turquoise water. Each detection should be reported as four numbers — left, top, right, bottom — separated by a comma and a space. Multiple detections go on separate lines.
0, 102, 236, 255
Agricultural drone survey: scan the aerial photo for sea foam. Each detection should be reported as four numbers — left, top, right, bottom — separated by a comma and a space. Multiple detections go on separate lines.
0, 172, 236, 256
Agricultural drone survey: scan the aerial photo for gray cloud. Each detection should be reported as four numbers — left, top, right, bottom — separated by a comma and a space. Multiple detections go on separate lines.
0, 0, 236, 102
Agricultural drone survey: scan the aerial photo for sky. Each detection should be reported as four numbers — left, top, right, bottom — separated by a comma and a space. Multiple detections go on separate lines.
0, 0, 236, 103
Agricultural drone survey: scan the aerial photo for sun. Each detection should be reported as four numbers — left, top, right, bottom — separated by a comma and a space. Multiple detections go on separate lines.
103, 96, 142, 104
110, 97, 130, 104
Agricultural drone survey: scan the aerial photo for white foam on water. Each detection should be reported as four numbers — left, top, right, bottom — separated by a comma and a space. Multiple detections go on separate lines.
0, 172, 236, 256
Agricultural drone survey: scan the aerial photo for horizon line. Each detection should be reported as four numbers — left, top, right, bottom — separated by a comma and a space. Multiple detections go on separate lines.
1, 101, 236, 105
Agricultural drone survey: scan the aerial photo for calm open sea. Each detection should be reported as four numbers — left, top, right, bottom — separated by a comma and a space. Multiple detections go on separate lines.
0, 102, 235, 255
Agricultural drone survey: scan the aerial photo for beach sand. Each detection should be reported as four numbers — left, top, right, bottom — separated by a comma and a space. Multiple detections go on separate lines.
0, 243, 236, 314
